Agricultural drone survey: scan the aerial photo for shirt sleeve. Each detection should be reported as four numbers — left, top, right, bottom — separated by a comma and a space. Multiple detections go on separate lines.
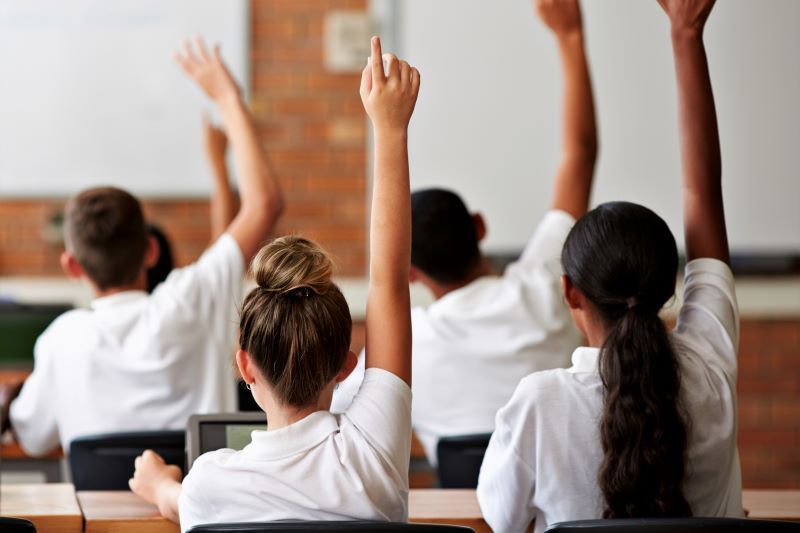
477, 389, 538, 533
155, 233, 245, 328
178, 459, 214, 533
673, 258, 739, 378
9, 334, 61, 457
343, 368, 412, 478
513, 210, 575, 275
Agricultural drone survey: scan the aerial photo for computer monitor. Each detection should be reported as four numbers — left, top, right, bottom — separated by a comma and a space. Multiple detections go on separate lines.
186, 413, 267, 467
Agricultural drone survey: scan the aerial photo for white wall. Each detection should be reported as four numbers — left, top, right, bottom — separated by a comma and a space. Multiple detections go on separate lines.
388, 0, 800, 253
0, 0, 248, 197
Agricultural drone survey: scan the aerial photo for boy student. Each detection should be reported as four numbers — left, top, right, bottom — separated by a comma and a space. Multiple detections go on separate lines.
4, 38, 284, 456
333, 0, 598, 465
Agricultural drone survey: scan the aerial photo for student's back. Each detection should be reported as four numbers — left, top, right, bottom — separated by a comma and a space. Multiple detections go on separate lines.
10, 225, 243, 454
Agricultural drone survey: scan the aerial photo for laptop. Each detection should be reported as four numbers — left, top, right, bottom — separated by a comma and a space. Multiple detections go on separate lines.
186, 412, 267, 467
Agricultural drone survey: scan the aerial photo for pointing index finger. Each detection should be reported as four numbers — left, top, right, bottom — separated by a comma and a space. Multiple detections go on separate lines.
370, 36, 385, 85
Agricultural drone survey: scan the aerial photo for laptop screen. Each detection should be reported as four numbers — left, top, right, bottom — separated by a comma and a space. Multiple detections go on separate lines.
198, 421, 267, 455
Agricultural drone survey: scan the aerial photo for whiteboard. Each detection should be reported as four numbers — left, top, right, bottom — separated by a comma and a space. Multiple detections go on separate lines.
0, 0, 248, 197
391, 0, 800, 253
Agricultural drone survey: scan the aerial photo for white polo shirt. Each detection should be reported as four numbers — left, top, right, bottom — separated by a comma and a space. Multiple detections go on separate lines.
477, 258, 743, 533
178, 368, 411, 532
10, 234, 244, 456
332, 210, 581, 465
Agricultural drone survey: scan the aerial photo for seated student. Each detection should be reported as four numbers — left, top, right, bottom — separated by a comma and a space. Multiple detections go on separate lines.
4, 38, 285, 456
477, 1, 742, 531
127, 37, 420, 529
146, 116, 237, 293
333, 0, 598, 466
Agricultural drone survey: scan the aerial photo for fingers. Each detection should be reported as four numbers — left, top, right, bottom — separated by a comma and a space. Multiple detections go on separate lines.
370, 36, 385, 85
359, 62, 371, 102
194, 36, 210, 62
399, 60, 411, 88
383, 53, 399, 82
410, 67, 421, 96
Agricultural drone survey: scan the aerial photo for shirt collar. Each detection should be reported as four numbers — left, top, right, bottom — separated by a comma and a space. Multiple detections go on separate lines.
243, 411, 340, 460
568, 346, 600, 374
90, 290, 148, 310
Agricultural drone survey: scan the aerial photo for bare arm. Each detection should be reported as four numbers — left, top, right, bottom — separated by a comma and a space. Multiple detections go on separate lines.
536, 0, 598, 219
203, 116, 238, 242
360, 37, 420, 385
176, 39, 285, 262
129, 450, 182, 523
658, 0, 729, 263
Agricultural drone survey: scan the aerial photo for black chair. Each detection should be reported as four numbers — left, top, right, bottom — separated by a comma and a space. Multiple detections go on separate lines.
546, 517, 800, 532
0, 517, 36, 532
189, 522, 474, 532
435, 433, 492, 489
69, 430, 185, 490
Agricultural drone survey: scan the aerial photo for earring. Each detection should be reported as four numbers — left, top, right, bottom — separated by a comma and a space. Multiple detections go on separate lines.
245, 382, 253, 391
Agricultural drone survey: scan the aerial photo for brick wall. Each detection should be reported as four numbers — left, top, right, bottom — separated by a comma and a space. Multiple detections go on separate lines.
0, 0, 369, 277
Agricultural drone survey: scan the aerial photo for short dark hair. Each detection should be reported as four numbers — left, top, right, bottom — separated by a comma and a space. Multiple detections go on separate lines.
411, 188, 480, 284
64, 187, 148, 291
146, 224, 174, 293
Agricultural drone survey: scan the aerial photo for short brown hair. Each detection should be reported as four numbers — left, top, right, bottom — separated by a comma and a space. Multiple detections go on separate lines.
239, 236, 352, 407
64, 187, 148, 291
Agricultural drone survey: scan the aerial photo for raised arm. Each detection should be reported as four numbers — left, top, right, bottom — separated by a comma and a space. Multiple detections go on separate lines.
176, 39, 285, 262
203, 116, 238, 242
658, 0, 729, 263
360, 37, 420, 385
536, 0, 598, 219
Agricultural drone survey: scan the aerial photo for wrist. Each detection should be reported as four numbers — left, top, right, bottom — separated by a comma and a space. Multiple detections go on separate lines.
216, 92, 245, 114
555, 29, 584, 47
670, 24, 704, 42
373, 126, 408, 143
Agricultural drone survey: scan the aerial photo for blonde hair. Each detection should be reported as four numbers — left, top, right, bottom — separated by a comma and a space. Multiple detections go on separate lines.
239, 236, 352, 407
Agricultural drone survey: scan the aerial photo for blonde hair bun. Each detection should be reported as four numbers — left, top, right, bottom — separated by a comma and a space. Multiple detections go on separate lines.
251, 236, 333, 296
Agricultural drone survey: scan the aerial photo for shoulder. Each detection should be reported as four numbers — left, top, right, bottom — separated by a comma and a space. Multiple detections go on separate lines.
35, 309, 92, 353
183, 449, 238, 490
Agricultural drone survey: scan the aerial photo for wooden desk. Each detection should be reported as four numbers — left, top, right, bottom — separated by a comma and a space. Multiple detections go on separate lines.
69, 488, 800, 532
0, 483, 82, 533
78, 491, 179, 533
744, 489, 800, 521
77, 489, 488, 532
409, 489, 489, 532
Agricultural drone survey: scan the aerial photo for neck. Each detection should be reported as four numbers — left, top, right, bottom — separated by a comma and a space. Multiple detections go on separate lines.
428, 258, 495, 300
266, 404, 325, 431
90, 271, 148, 298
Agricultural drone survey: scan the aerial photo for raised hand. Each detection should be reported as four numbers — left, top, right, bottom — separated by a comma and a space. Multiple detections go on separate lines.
535, 0, 584, 37
359, 37, 420, 134
175, 38, 240, 104
657, 0, 716, 33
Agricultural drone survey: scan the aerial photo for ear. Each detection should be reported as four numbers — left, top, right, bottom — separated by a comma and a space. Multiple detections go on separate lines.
335, 351, 358, 383
143, 235, 160, 269
60, 251, 84, 280
473, 213, 487, 242
562, 275, 583, 311
236, 349, 256, 386
409, 265, 419, 283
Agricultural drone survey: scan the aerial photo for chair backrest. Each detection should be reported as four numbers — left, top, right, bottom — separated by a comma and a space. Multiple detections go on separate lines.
0, 517, 37, 533
435, 433, 492, 489
189, 522, 474, 532
69, 430, 185, 490
545, 518, 800, 532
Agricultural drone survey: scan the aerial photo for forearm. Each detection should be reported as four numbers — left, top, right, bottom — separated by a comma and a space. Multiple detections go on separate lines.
551, 31, 598, 219
208, 157, 236, 241
218, 96, 284, 228
671, 29, 729, 263
365, 128, 412, 382
154, 479, 182, 523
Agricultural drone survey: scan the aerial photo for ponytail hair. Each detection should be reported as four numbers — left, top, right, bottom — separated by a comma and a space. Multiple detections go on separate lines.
562, 202, 691, 518
240, 236, 352, 407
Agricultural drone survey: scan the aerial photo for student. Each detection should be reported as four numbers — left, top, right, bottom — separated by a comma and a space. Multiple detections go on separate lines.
146, 116, 237, 293
477, 0, 742, 530
5, 38, 284, 456
333, 0, 598, 466
128, 37, 420, 529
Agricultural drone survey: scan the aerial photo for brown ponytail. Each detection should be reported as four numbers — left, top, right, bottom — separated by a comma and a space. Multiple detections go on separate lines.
239, 236, 352, 407
562, 202, 691, 518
